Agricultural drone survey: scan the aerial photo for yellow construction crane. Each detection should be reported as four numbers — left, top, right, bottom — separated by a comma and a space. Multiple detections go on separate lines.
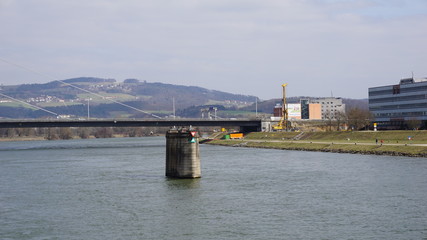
273, 83, 290, 131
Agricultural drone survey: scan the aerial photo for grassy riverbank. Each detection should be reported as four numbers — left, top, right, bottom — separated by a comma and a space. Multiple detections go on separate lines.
206, 131, 427, 157
0, 136, 46, 142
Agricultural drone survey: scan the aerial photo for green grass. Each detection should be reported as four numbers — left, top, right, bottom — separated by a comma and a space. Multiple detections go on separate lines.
107, 111, 134, 118
244, 132, 301, 140
205, 100, 253, 108
244, 131, 427, 144
0, 102, 37, 109
303, 131, 427, 144
208, 139, 427, 157
205, 100, 226, 105
38, 102, 83, 107
77, 93, 139, 102
219, 110, 256, 117
206, 130, 427, 157
146, 110, 173, 114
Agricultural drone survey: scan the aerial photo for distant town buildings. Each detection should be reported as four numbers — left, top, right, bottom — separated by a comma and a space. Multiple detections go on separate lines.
273, 97, 346, 121
0, 99, 12, 103
26, 95, 64, 103
369, 77, 427, 129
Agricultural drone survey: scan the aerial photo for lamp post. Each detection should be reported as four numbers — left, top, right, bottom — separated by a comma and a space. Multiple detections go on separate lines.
173, 97, 176, 119
255, 97, 258, 118
87, 98, 91, 120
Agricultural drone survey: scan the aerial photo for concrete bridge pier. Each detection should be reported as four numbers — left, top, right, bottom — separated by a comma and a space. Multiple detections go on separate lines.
165, 128, 201, 178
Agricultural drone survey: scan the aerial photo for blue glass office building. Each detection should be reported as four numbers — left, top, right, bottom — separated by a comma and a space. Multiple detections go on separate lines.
369, 78, 427, 129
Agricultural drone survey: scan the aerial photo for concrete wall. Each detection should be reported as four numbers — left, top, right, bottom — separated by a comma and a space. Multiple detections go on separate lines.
165, 129, 201, 178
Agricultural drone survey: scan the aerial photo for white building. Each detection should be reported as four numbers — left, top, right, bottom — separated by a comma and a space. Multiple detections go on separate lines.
309, 97, 346, 120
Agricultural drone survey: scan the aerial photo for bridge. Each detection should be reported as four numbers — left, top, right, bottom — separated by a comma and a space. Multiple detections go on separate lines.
0, 119, 263, 132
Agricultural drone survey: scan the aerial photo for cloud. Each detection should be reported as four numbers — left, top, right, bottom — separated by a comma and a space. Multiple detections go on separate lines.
1, 0, 426, 99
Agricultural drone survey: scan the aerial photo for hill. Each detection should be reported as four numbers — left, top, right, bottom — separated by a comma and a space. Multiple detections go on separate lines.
0, 77, 368, 119
0, 77, 257, 119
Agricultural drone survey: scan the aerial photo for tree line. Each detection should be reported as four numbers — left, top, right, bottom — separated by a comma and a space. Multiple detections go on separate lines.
0, 127, 167, 140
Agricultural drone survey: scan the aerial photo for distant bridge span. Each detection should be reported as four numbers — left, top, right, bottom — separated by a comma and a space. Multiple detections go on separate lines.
0, 119, 263, 132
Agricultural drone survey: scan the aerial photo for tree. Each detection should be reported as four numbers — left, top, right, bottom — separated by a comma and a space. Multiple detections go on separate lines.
128, 127, 144, 137
346, 107, 372, 130
94, 127, 113, 138
406, 118, 422, 130
59, 128, 73, 140
46, 128, 59, 140
335, 111, 347, 131
7, 128, 17, 138
78, 128, 91, 139
322, 109, 333, 131
0, 128, 17, 138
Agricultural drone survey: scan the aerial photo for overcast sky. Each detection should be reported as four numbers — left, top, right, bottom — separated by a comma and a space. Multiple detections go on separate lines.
1, 0, 426, 100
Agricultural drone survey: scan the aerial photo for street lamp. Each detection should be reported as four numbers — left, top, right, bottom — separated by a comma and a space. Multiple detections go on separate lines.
86, 98, 91, 119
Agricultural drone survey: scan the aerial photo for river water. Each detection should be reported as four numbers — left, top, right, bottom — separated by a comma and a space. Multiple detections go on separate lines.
1, 137, 426, 239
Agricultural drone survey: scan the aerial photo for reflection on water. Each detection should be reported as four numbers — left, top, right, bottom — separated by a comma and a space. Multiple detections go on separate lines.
0, 137, 426, 239
166, 178, 201, 190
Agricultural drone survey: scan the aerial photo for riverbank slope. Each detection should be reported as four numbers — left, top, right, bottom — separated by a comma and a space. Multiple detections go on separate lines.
205, 131, 427, 157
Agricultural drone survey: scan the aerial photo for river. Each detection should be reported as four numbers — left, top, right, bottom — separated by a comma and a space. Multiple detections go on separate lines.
1, 137, 426, 239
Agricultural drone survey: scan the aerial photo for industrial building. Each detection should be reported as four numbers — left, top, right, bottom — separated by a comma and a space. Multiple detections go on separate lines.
369, 77, 427, 129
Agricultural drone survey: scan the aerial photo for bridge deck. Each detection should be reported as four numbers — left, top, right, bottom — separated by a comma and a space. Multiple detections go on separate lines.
0, 119, 262, 131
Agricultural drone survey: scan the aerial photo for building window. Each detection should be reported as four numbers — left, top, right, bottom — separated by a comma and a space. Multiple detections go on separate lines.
393, 85, 400, 94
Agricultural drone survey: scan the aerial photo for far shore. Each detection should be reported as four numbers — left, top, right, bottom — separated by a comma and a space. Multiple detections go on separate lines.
0, 134, 164, 142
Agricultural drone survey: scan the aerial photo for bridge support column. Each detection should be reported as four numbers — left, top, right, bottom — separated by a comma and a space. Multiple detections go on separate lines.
165, 128, 201, 178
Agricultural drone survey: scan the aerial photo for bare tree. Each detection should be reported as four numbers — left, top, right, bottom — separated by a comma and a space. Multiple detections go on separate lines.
94, 127, 113, 138
346, 107, 372, 130
0, 128, 16, 138
59, 128, 73, 140
46, 128, 59, 140
6, 128, 17, 138
406, 118, 422, 130
324, 109, 334, 131
77, 128, 91, 139
335, 111, 347, 131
